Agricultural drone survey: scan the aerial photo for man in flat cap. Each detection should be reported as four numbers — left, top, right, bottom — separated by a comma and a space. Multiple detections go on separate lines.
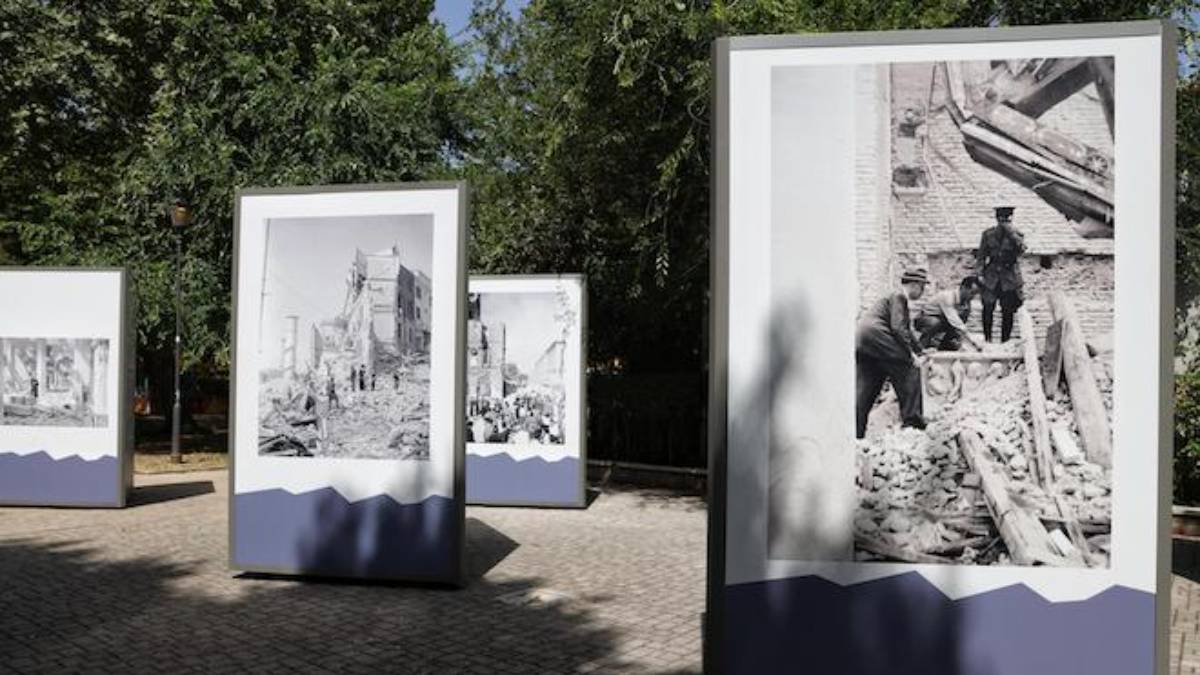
855, 267, 930, 439
976, 206, 1026, 343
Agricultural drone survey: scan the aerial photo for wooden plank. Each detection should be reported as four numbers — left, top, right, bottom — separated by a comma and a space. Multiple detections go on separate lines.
855, 534, 948, 565
957, 429, 1070, 566
927, 351, 1022, 362
1054, 494, 1097, 568
1041, 319, 1065, 400
1048, 292, 1112, 468
1017, 308, 1054, 489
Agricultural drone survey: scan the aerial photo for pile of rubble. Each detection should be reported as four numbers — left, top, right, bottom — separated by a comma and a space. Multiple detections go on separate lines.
258, 357, 431, 461
854, 302, 1113, 568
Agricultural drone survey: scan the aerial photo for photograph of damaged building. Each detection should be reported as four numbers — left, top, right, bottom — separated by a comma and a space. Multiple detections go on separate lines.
850, 56, 1116, 567
257, 214, 433, 460
0, 337, 111, 428
466, 290, 573, 445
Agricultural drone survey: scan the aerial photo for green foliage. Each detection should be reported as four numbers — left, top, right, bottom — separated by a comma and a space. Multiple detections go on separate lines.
464, 0, 1196, 375
0, 0, 466, 373
1178, 370, 1200, 503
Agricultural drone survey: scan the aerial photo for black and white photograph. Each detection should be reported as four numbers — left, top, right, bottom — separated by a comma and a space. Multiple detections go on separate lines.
0, 337, 111, 428
257, 214, 433, 460
465, 289, 576, 445
770, 56, 1116, 568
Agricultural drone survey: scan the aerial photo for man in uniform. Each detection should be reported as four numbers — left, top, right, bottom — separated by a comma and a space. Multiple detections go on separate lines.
914, 275, 985, 352
856, 267, 930, 439
976, 206, 1026, 342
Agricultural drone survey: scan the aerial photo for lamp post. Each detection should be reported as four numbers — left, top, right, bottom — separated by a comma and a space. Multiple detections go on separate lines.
170, 201, 192, 464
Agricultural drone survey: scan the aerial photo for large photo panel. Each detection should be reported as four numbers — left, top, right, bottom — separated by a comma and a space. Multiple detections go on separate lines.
0, 268, 133, 507
231, 183, 467, 584
465, 275, 587, 507
709, 22, 1173, 674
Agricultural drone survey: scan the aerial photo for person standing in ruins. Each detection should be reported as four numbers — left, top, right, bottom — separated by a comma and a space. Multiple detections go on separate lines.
855, 267, 930, 439
326, 372, 341, 411
350, 365, 357, 392
914, 275, 985, 352
976, 206, 1026, 343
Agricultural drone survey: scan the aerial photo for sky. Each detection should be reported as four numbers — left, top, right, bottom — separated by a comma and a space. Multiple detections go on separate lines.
260, 214, 433, 370
432, 0, 529, 41
478, 291, 561, 375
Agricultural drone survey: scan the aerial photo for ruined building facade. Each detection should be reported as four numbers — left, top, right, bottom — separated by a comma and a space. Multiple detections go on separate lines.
854, 60, 1115, 347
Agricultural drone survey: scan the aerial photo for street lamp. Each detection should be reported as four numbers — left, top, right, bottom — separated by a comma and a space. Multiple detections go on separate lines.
170, 200, 192, 464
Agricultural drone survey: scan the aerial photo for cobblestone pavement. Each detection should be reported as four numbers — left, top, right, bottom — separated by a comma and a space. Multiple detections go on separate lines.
0, 471, 706, 674
7, 471, 1200, 674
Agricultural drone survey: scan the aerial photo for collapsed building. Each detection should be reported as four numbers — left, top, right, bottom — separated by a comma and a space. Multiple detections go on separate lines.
306, 244, 431, 382
853, 58, 1116, 566
0, 338, 109, 425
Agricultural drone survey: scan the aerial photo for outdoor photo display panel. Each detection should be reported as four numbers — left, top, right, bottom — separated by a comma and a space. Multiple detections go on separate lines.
465, 275, 586, 507
231, 183, 467, 583
708, 22, 1173, 674
0, 268, 133, 507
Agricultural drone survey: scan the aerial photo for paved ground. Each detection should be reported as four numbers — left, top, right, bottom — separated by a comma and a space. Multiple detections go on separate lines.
6, 470, 1200, 674
0, 471, 706, 674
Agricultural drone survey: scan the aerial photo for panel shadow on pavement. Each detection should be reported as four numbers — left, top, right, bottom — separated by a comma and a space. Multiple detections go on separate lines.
128, 480, 215, 507
0, 535, 633, 672
466, 517, 519, 580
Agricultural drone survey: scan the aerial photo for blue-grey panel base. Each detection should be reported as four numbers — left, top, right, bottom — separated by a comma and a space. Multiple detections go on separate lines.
233, 488, 460, 582
723, 572, 1154, 674
0, 451, 121, 507
466, 452, 581, 506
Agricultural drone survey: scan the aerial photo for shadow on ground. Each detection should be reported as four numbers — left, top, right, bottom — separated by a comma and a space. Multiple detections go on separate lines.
1175, 538, 1200, 583
128, 480, 215, 507
0, 524, 637, 673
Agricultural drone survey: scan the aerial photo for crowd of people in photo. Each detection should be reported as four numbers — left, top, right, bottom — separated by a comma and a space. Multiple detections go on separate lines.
466, 388, 565, 445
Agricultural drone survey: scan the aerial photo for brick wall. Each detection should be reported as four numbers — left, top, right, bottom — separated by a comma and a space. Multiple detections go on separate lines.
854, 64, 892, 311
854, 60, 1115, 347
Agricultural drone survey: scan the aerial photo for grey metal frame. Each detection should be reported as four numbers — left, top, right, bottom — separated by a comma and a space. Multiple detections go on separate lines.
0, 266, 134, 509
705, 20, 1176, 674
464, 273, 589, 509
228, 181, 470, 586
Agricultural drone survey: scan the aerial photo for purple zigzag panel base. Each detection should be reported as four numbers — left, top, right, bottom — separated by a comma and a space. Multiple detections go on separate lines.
466, 452, 581, 506
233, 488, 460, 582
723, 572, 1155, 675
0, 451, 121, 506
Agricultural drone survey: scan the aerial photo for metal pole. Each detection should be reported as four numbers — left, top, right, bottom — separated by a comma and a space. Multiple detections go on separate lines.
171, 221, 182, 463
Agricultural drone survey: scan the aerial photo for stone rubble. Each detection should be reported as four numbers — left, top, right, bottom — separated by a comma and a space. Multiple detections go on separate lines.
855, 347, 1113, 567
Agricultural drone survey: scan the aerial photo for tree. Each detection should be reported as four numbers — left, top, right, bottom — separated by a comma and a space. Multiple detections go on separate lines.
464, 0, 1197, 377
1, 0, 467, 414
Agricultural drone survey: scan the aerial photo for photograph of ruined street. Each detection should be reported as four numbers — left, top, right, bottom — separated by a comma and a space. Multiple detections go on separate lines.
257, 214, 433, 460
851, 57, 1116, 567
0, 337, 111, 428
466, 290, 575, 445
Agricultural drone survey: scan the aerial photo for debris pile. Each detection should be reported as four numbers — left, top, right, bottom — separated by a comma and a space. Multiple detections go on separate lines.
259, 356, 430, 460
855, 301, 1113, 567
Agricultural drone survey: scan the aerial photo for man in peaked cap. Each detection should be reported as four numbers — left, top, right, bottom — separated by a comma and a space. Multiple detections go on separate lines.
855, 267, 930, 439
976, 206, 1026, 343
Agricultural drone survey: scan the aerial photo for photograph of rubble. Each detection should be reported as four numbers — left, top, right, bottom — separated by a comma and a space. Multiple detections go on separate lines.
0, 337, 112, 428
256, 214, 433, 460
774, 56, 1116, 568
466, 290, 575, 445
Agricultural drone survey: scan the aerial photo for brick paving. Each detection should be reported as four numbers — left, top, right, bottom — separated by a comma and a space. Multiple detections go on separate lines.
0, 471, 706, 674
5, 470, 1200, 674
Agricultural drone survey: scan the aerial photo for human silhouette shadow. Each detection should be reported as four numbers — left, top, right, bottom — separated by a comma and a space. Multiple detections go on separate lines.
713, 296, 971, 675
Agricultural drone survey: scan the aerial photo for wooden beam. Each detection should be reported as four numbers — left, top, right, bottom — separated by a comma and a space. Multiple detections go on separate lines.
1017, 308, 1054, 489
1048, 292, 1112, 467
855, 533, 948, 565
957, 429, 1070, 566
